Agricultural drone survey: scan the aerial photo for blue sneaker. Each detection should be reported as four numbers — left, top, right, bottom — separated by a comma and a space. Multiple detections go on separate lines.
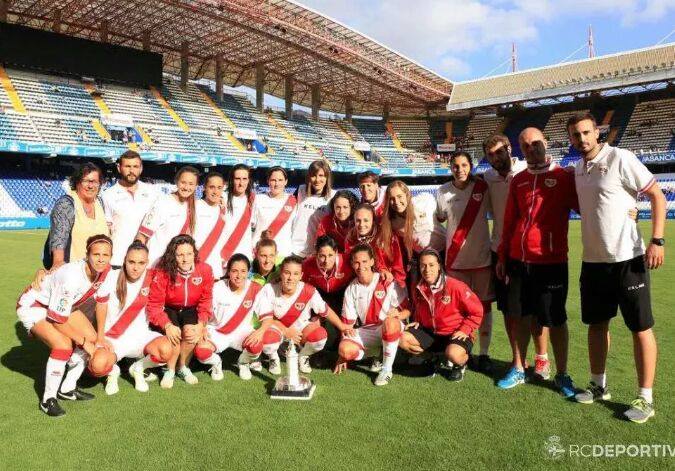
554, 373, 576, 398
497, 367, 525, 389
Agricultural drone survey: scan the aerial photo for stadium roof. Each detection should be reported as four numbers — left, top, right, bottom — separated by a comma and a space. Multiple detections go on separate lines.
447, 44, 675, 111
3, 0, 454, 116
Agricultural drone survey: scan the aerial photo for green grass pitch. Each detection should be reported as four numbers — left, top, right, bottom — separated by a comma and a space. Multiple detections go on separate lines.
0, 222, 673, 470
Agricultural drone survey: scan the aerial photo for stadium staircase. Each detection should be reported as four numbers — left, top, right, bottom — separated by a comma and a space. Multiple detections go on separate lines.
0, 65, 27, 114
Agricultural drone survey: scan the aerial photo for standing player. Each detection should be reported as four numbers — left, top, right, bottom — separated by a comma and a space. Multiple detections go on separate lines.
291, 160, 336, 257
88, 241, 175, 394
315, 190, 359, 252
568, 112, 666, 423
137, 166, 200, 266
193, 254, 273, 381
334, 244, 409, 386
101, 150, 159, 267
252, 167, 297, 258
482, 134, 551, 379
436, 151, 494, 371
222, 164, 255, 264
399, 248, 484, 382
19, 234, 113, 416
257, 256, 353, 375
495, 128, 576, 397
357, 171, 386, 216
194, 172, 228, 279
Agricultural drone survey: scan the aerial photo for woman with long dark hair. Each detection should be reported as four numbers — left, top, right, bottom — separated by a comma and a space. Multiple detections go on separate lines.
88, 240, 175, 395
137, 165, 200, 266
146, 234, 214, 388
315, 190, 358, 252
302, 235, 354, 314
291, 160, 336, 257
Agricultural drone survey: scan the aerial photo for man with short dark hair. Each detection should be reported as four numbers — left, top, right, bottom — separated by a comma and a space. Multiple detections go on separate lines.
568, 112, 666, 423
101, 150, 159, 267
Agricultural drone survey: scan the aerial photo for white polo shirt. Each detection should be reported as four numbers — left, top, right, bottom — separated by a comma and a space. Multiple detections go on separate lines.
483, 159, 527, 253
574, 144, 656, 263
435, 179, 492, 269
139, 194, 190, 266
411, 192, 446, 253
102, 181, 159, 266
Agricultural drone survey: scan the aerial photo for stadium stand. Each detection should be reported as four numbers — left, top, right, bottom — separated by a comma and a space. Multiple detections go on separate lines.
619, 98, 675, 153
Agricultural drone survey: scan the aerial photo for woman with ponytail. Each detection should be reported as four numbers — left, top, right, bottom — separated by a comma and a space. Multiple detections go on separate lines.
88, 240, 175, 395
137, 165, 200, 266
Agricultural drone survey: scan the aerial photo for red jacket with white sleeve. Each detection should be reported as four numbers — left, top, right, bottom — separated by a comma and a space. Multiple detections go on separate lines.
498, 163, 579, 265
412, 275, 484, 338
146, 262, 214, 328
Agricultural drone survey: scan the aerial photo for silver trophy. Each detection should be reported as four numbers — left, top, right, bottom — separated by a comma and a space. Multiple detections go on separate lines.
270, 341, 316, 400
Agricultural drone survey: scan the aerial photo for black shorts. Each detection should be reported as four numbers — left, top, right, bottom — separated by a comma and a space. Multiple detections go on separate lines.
580, 255, 653, 332
406, 326, 473, 355
505, 260, 568, 327
491, 251, 509, 314
165, 306, 199, 328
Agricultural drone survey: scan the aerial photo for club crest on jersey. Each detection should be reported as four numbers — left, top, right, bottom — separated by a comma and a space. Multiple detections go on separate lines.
441, 295, 451, 304
141, 287, 150, 296
599, 166, 608, 176
284, 205, 293, 212
472, 193, 483, 202
544, 178, 557, 188
93, 282, 102, 289
294, 302, 306, 311
375, 290, 386, 300
243, 300, 253, 309
335, 272, 344, 279
192, 277, 203, 286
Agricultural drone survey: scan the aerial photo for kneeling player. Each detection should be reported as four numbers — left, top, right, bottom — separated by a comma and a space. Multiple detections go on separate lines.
193, 254, 273, 381
333, 244, 409, 386
258, 255, 352, 375
399, 248, 484, 381
88, 241, 176, 394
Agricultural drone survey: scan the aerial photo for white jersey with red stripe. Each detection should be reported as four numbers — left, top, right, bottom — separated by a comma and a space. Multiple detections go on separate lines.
257, 281, 327, 331
139, 194, 189, 266
94, 268, 151, 335
101, 181, 159, 266
222, 191, 254, 262
252, 192, 297, 257
193, 200, 227, 279
435, 179, 492, 269
41, 260, 103, 324
16, 274, 52, 331
341, 273, 407, 327
483, 159, 527, 252
291, 184, 336, 257
210, 279, 261, 330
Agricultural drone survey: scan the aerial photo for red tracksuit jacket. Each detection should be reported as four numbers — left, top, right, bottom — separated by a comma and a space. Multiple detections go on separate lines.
302, 253, 354, 294
412, 275, 484, 338
315, 214, 353, 252
498, 164, 578, 264
146, 262, 214, 328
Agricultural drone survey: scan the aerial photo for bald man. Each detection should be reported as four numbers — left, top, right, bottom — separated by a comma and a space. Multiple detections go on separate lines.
494, 127, 577, 397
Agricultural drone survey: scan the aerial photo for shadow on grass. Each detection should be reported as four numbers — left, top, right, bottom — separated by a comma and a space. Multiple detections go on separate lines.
1, 322, 50, 399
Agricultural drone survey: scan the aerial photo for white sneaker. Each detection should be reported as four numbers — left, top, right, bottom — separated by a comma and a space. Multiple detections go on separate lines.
374, 369, 393, 386
268, 355, 282, 375
210, 361, 224, 381
144, 372, 158, 382
298, 355, 312, 374
369, 359, 383, 372
249, 361, 263, 372
105, 374, 120, 396
178, 367, 199, 385
130, 364, 149, 393
238, 363, 252, 381
160, 370, 175, 389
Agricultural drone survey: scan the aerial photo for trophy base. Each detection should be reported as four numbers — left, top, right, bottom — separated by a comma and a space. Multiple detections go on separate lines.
270, 376, 316, 400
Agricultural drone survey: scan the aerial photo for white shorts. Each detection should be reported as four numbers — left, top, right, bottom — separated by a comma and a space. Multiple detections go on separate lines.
207, 323, 254, 353
17, 306, 47, 332
341, 322, 404, 356
107, 329, 162, 360
447, 267, 495, 302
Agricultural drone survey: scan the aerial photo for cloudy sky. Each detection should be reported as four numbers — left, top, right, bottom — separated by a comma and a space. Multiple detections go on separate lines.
298, 0, 675, 81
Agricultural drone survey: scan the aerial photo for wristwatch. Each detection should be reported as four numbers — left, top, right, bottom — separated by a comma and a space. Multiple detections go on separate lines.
651, 238, 665, 246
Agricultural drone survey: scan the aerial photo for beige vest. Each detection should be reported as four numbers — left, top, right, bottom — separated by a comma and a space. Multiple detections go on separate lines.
69, 190, 109, 261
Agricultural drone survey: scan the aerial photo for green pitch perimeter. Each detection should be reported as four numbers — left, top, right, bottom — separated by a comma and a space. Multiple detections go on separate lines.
0, 222, 673, 470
